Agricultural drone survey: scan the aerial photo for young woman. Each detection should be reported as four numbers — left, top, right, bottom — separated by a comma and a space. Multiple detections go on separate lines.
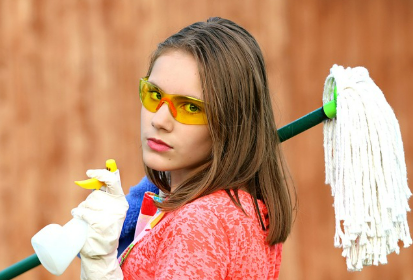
73, 17, 294, 279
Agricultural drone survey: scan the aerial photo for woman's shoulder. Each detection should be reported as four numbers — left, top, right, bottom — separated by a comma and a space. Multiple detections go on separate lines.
180, 190, 248, 212
156, 191, 231, 247
171, 190, 261, 227
155, 190, 281, 279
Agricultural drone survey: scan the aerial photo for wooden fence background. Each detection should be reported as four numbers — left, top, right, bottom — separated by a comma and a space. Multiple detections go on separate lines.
1, 0, 412, 279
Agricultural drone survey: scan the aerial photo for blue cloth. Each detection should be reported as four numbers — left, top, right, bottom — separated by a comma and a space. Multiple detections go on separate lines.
117, 176, 159, 256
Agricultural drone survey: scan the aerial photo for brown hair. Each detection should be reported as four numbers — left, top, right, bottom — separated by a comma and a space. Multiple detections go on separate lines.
144, 17, 295, 245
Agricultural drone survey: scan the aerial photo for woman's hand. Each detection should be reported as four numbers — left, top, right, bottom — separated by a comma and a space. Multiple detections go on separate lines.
72, 169, 129, 280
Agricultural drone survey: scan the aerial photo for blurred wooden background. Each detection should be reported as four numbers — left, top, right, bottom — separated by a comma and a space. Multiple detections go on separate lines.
1, 0, 412, 279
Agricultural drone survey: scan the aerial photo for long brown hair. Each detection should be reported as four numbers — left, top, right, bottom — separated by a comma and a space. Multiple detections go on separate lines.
144, 17, 295, 245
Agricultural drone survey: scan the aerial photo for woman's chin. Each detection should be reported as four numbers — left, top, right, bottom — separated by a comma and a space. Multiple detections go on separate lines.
143, 157, 171, 172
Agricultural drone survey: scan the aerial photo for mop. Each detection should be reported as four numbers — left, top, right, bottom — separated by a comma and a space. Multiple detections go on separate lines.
322, 64, 412, 271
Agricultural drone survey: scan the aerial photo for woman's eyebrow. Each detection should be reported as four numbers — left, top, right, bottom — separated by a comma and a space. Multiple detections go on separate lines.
147, 79, 203, 100
147, 79, 164, 91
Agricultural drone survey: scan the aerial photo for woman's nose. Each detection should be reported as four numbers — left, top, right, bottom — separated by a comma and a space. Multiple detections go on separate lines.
151, 102, 174, 131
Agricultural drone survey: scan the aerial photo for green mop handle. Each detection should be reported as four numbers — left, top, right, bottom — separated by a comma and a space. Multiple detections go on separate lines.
278, 86, 337, 142
0, 89, 337, 280
278, 99, 336, 142
0, 254, 40, 280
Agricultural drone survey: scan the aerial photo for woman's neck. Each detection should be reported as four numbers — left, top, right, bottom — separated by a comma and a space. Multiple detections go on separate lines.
169, 170, 185, 192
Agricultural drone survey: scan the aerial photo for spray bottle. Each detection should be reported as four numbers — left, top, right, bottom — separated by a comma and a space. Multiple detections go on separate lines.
30, 159, 118, 276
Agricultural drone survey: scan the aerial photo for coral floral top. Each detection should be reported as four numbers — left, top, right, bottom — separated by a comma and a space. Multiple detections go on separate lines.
121, 190, 282, 279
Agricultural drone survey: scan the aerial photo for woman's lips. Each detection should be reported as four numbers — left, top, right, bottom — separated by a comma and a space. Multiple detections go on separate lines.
147, 138, 172, 152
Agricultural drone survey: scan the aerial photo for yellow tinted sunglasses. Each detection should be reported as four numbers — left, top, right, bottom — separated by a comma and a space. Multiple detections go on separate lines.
139, 77, 208, 125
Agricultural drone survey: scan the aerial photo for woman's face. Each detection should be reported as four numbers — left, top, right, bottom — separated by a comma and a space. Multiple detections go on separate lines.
140, 50, 212, 190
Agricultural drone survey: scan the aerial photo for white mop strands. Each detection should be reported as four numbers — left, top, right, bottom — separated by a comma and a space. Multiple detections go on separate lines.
322, 65, 412, 271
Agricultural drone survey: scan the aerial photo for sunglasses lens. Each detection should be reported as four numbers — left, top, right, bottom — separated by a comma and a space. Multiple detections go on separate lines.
174, 97, 207, 125
139, 81, 160, 113
139, 79, 207, 125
